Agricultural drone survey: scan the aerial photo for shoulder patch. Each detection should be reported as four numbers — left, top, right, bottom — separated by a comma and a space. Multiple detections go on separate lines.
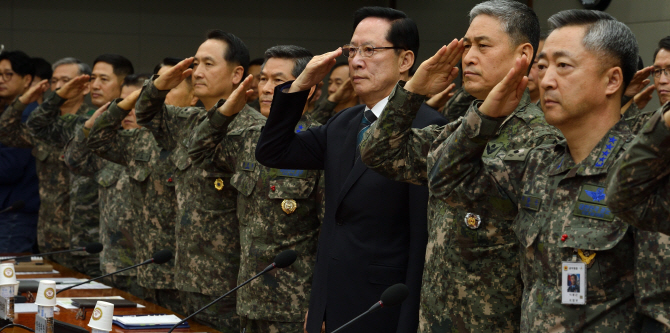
134, 152, 151, 162
521, 194, 542, 211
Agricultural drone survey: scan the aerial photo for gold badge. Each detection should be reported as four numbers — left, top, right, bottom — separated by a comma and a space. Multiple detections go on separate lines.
281, 199, 297, 214
214, 178, 224, 191
464, 213, 481, 229
577, 249, 596, 268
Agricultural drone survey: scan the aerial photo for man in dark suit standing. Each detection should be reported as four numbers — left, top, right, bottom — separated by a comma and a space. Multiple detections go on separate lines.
255, 7, 447, 333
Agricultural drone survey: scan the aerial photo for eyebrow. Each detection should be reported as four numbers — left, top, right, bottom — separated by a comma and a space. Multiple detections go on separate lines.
462, 36, 491, 43
539, 50, 573, 60
195, 56, 216, 62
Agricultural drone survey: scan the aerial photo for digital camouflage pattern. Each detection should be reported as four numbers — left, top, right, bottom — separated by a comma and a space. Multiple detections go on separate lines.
25, 92, 100, 275
0, 98, 77, 252
64, 127, 138, 276
439, 86, 476, 122
308, 99, 336, 124
360, 83, 561, 333
135, 78, 241, 299
86, 99, 176, 290
188, 105, 323, 323
623, 102, 656, 135
425, 100, 653, 331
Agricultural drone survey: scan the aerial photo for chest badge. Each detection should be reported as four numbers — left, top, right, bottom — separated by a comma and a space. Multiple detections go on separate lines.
282, 199, 297, 214
464, 213, 482, 229
214, 178, 224, 191
577, 249, 596, 268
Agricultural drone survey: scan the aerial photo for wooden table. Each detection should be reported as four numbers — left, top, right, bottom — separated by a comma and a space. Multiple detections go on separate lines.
3, 260, 221, 333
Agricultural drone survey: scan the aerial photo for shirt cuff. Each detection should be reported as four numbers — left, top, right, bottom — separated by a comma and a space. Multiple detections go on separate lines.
209, 100, 238, 129
462, 102, 505, 138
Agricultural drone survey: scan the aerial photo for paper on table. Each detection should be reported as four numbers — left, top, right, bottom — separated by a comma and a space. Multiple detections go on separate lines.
19, 277, 112, 290
15, 270, 59, 275
57, 296, 145, 309
14, 303, 60, 313
113, 314, 182, 325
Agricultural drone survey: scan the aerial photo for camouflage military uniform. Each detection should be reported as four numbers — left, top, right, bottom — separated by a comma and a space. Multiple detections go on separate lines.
135, 78, 241, 330
25, 92, 100, 276
188, 104, 323, 332
360, 83, 561, 333
0, 98, 73, 256
424, 99, 661, 331
607, 105, 670, 331
64, 126, 143, 298
86, 99, 181, 312
623, 102, 656, 135
308, 99, 336, 124
439, 86, 476, 122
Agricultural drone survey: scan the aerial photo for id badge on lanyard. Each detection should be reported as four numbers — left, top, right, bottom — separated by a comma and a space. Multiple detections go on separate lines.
561, 261, 587, 305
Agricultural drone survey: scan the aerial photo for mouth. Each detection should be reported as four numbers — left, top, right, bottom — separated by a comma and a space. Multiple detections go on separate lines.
463, 70, 479, 77
352, 76, 365, 83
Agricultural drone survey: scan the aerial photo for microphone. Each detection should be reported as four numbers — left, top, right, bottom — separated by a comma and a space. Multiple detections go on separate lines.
331, 283, 409, 333
0, 242, 103, 262
57, 249, 172, 294
166, 249, 298, 333
0, 201, 25, 214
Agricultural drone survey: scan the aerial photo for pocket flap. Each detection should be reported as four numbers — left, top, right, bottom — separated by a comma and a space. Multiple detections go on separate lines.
230, 171, 256, 197
94, 167, 121, 187
268, 177, 316, 200
170, 145, 192, 171
32, 145, 50, 161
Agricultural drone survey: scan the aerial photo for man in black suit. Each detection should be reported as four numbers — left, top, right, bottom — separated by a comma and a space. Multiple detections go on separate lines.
255, 7, 447, 333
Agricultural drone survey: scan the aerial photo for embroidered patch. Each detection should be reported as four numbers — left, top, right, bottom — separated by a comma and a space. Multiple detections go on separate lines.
134, 152, 150, 162
241, 161, 256, 171
270, 168, 307, 178
578, 185, 607, 204
521, 195, 542, 211
504, 148, 530, 161
295, 125, 304, 133
572, 202, 615, 221
594, 136, 617, 167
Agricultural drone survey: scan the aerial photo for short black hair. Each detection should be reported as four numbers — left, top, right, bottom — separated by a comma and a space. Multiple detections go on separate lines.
206, 30, 250, 76
32, 57, 52, 80
0, 50, 35, 78
548, 9, 638, 89
263, 45, 313, 78
249, 57, 265, 68
653, 36, 670, 63
93, 54, 134, 81
122, 73, 151, 88
352, 7, 419, 70
153, 57, 185, 74
331, 61, 349, 73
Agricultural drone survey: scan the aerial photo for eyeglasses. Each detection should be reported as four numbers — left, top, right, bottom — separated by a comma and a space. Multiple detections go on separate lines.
0, 71, 15, 82
652, 67, 670, 78
342, 44, 406, 58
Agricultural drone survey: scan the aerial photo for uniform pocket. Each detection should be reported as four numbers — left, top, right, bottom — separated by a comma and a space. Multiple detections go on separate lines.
31, 145, 49, 161
94, 167, 121, 188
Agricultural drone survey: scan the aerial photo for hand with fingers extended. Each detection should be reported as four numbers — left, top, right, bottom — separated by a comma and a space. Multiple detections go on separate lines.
289, 48, 343, 93
404, 39, 464, 96
218, 74, 254, 117
117, 89, 143, 111
84, 102, 111, 129
426, 83, 456, 110
56, 74, 91, 100
479, 54, 529, 118
154, 57, 194, 91
328, 78, 356, 104
633, 84, 655, 110
18, 79, 50, 105
624, 66, 653, 98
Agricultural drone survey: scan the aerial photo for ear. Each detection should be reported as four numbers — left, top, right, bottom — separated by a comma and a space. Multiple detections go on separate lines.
21, 74, 33, 90
398, 50, 415, 75
518, 43, 533, 62
604, 66, 624, 97
231, 65, 245, 86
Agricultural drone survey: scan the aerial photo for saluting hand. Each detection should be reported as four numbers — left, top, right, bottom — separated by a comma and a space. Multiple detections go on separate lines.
118, 89, 142, 111
425, 83, 456, 110
624, 66, 653, 99
18, 79, 49, 105
56, 75, 90, 100
633, 84, 655, 110
289, 48, 343, 93
479, 54, 529, 118
154, 57, 194, 91
218, 74, 254, 117
84, 102, 110, 129
404, 38, 463, 96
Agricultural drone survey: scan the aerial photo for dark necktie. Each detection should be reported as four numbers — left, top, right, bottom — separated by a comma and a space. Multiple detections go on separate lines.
357, 109, 378, 145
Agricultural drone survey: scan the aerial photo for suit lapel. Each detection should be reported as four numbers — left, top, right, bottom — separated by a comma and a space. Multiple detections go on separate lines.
334, 108, 368, 210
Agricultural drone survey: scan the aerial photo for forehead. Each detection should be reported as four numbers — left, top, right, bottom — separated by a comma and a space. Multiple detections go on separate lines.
465, 15, 509, 42
92, 62, 115, 76
654, 48, 670, 66
261, 58, 295, 79
331, 65, 349, 79
53, 63, 80, 77
120, 85, 140, 97
0, 59, 12, 70
542, 26, 588, 58
351, 17, 392, 45
195, 39, 228, 62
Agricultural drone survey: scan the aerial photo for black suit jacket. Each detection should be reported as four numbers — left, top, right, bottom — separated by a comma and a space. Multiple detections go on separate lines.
256, 83, 447, 333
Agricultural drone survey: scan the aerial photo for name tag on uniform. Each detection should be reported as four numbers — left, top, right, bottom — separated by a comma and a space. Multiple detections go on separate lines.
241, 161, 256, 171
561, 261, 586, 305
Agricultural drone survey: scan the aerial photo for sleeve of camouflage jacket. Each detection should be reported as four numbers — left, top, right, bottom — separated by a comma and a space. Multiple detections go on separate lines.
361, 82, 460, 186
427, 104, 518, 212
86, 99, 133, 166
64, 126, 106, 177
606, 105, 670, 234
0, 98, 34, 148
309, 99, 336, 124
26, 92, 85, 147
134, 77, 185, 151
187, 101, 239, 172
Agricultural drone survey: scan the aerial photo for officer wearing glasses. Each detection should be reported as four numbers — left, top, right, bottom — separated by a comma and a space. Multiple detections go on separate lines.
653, 36, 670, 106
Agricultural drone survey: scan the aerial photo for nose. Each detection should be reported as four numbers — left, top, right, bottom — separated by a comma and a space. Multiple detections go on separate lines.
539, 66, 556, 91
462, 47, 475, 67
